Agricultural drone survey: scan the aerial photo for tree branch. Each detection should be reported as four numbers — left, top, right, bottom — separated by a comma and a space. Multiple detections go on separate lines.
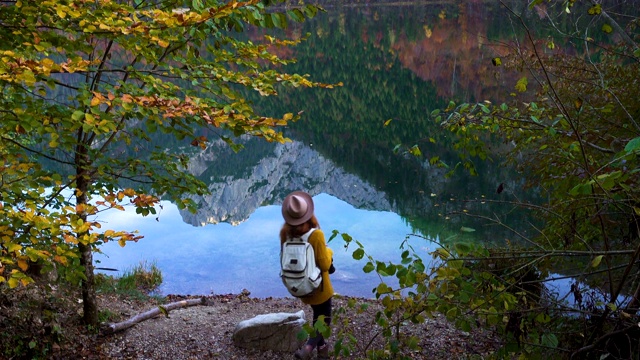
101, 297, 206, 335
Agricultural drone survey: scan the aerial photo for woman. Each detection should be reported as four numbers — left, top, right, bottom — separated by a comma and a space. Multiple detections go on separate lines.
280, 191, 334, 360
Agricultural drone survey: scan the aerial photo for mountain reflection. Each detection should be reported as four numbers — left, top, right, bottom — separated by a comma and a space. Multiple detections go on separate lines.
180, 138, 394, 226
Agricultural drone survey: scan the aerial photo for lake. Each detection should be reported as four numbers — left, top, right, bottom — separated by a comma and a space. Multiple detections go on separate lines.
95, 1, 535, 298
96, 192, 440, 298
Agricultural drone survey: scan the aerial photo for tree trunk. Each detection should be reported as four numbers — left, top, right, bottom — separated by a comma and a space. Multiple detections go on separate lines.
78, 242, 98, 326
76, 143, 99, 327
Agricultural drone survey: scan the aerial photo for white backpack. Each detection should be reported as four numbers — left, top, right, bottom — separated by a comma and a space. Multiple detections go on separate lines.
280, 228, 322, 297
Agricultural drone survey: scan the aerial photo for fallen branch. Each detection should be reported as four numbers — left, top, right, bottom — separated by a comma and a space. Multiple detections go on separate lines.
101, 297, 206, 335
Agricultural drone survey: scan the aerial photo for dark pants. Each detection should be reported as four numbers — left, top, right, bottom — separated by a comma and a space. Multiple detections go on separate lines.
307, 297, 332, 348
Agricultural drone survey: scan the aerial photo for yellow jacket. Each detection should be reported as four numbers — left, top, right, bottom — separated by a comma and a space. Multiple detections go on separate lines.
281, 229, 334, 305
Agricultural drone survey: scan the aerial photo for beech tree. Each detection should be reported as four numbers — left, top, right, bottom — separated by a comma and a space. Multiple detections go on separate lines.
0, 0, 336, 326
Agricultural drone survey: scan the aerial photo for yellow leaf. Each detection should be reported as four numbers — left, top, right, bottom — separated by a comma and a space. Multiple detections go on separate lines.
7, 243, 22, 253
591, 255, 603, 268
547, 40, 555, 50
85, 113, 95, 123
54, 255, 68, 265
8, 277, 19, 288
57, 7, 67, 19
17, 259, 28, 271
90, 96, 101, 107
515, 77, 528, 92
64, 234, 78, 244
574, 98, 583, 110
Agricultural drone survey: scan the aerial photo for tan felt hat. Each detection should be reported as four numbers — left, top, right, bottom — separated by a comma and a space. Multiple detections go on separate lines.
282, 191, 314, 226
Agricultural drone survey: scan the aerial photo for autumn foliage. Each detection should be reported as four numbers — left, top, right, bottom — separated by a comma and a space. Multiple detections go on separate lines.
0, 0, 335, 326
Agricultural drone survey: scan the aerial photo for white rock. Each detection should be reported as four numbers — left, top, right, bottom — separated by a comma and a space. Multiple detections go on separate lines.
232, 310, 306, 352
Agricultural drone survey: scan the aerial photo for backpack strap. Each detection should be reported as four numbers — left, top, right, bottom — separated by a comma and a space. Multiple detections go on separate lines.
300, 228, 316, 242
286, 228, 316, 243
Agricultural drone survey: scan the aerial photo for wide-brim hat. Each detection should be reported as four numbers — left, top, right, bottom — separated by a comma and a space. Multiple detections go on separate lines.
282, 191, 314, 226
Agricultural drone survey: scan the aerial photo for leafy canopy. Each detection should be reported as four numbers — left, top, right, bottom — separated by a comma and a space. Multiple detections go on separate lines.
0, 0, 336, 310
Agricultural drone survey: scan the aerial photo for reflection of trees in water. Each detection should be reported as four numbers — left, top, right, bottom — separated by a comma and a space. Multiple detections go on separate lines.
246, 4, 537, 244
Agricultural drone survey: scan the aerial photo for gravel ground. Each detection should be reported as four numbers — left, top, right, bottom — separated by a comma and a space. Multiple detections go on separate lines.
92, 292, 501, 360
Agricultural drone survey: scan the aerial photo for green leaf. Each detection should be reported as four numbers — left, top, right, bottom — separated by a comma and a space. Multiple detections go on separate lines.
192, 0, 204, 11
296, 330, 308, 341
624, 137, 640, 152
363, 262, 375, 273
352, 248, 365, 260
446, 307, 458, 320
460, 226, 475, 233
454, 242, 471, 255
376, 282, 391, 294
602, 24, 613, 33
541, 333, 559, 348
434, 248, 450, 260
270, 13, 287, 30
413, 260, 425, 272
457, 319, 471, 332
569, 183, 593, 196
535, 313, 551, 323
528, 0, 545, 9
303, 4, 319, 18
287, 9, 305, 23
72, 110, 85, 121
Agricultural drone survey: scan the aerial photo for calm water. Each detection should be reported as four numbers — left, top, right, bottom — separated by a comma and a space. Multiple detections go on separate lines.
95, 193, 438, 298
95, 2, 536, 298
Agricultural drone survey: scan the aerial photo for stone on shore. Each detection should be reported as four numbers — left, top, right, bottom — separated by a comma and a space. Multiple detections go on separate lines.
232, 310, 306, 352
